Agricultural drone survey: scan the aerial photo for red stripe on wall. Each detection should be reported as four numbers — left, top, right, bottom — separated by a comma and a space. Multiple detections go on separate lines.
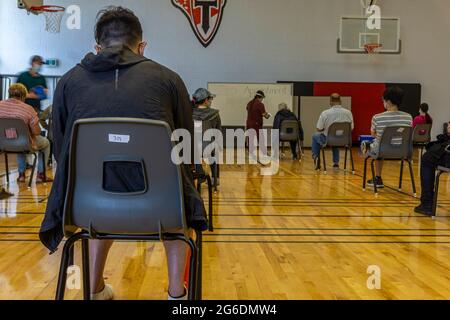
313, 82, 386, 141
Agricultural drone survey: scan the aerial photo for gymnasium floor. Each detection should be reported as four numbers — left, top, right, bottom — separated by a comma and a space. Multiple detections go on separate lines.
0, 149, 449, 300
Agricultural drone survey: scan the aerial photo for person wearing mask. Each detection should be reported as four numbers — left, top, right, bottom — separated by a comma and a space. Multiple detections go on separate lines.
17, 55, 49, 113
39, 6, 207, 301
273, 103, 301, 160
246, 90, 271, 160
413, 103, 433, 130
361, 87, 413, 188
192, 88, 222, 186
415, 122, 450, 216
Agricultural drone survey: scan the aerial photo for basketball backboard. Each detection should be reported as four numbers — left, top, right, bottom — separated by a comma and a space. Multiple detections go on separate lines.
338, 16, 401, 54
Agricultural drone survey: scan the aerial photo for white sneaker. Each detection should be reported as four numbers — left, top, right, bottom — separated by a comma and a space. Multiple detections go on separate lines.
168, 287, 188, 301
91, 284, 114, 300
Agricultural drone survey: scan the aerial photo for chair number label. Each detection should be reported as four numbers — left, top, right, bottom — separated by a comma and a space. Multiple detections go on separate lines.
108, 134, 130, 144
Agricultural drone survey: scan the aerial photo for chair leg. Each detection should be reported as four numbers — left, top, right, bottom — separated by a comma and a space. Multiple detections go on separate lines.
363, 157, 368, 190
407, 160, 417, 197
187, 238, 198, 300
297, 141, 303, 160
322, 148, 327, 174
205, 175, 214, 232
4, 153, 9, 185
195, 231, 203, 300
55, 234, 82, 300
213, 164, 218, 193
344, 147, 348, 171
82, 239, 91, 300
28, 153, 38, 188
399, 160, 404, 191
349, 147, 355, 174
41, 151, 47, 182
432, 170, 443, 217
371, 159, 378, 195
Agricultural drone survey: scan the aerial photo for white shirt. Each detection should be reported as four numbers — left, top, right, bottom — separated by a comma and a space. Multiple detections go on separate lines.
317, 105, 354, 136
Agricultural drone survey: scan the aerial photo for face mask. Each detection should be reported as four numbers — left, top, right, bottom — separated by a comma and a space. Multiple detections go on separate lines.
32, 65, 42, 73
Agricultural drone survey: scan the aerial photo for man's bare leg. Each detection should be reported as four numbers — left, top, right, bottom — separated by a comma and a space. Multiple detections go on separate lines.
89, 240, 114, 293
163, 240, 190, 298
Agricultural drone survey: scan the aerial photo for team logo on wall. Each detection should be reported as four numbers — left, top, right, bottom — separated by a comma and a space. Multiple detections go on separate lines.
172, 0, 227, 48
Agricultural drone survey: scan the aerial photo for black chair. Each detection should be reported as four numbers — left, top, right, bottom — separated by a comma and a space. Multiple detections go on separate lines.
194, 119, 219, 193
320, 122, 354, 174
192, 169, 214, 232
0, 118, 45, 188
432, 166, 450, 217
412, 124, 432, 159
363, 126, 417, 196
279, 120, 302, 160
55, 118, 204, 300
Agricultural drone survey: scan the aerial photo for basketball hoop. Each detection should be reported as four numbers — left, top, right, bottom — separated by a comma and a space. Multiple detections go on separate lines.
364, 43, 383, 54
30, 5, 65, 33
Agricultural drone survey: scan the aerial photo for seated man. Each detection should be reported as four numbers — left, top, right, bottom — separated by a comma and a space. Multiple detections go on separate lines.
192, 88, 222, 186
273, 103, 300, 160
414, 122, 450, 216
0, 84, 51, 183
312, 93, 354, 169
362, 87, 413, 188
39, 7, 207, 301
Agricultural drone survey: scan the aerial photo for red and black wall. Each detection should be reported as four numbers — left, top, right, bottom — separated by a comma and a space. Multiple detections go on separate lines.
278, 81, 422, 141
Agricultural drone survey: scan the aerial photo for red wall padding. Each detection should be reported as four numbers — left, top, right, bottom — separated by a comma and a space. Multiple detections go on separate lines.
313, 82, 386, 141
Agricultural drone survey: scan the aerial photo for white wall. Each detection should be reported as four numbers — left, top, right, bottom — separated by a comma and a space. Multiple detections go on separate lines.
1, 0, 448, 136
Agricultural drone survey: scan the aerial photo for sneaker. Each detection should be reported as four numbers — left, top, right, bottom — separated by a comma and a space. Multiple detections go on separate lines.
91, 284, 114, 300
17, 173, 26, 183
414, 205, 433, 216
36, 173, 53, 183
168, 287, 188, 301
367, 177, 384, 188
333, 164, 339, 169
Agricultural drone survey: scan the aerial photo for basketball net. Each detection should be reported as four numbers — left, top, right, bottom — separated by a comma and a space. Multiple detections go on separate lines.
29, 6, 65, 33
360, 0, 379, 16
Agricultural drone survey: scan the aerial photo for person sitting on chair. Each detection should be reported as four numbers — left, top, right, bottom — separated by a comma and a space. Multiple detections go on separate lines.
39, 6, 207, 301
361, 87, 413, 188
273, 103, 300, 160
414, 122, 450, 216
413, 103, 433, 128
192, 88, 222, 186
312, 93, 354, 170
0, 84, 51, 183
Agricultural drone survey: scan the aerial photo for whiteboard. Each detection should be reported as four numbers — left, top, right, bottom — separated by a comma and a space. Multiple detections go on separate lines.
208, 83, 294, 126
300, 96, 352, 147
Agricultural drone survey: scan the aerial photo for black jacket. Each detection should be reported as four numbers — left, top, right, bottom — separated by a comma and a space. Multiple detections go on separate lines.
40, 46, 207, 252
273, 109, 303, 140
424, 134, 450, 167
192, 107, 222, 131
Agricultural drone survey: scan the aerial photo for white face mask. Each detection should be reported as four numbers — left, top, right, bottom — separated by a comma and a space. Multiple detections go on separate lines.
32, 64, 42, 73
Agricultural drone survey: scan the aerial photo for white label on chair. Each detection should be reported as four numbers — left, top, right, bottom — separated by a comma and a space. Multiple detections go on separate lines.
108, 134, 130, 144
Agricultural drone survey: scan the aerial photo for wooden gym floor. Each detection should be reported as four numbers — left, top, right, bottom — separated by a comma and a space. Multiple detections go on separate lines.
0, 149, 449, 300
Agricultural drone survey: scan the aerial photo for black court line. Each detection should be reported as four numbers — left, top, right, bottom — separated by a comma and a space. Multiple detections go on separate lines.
204, 233, 450, 237
0, 226, 40, 229
0, 212, 45, 215
215, 227, 450, 231
213, 214, 450, 218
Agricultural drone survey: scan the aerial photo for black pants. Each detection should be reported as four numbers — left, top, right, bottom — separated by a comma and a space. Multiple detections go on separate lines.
420, 156, 449, 207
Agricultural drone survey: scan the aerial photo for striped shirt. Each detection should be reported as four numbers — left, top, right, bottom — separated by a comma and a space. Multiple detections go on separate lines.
317, 105, 354, 136
0, 98, 41, 149
371, 111, 412, 150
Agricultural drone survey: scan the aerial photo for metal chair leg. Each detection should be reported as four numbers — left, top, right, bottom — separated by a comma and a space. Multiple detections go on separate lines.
399, 160, 404, 191
56, 234, 83, 300
371, 159, 378, 195
408, 160, 417, 197
344, 147, 348, 171
28, 153, 38, 188
4, 153, 9, 184
82, 239, 91, 300
195, 231, 203, 300
349, 147, 355, 174
432, 170, 443, 217
363, 157, 368, 191
322, 148, 327, 174
187, 238, 198, 300
205, 175, 213, 232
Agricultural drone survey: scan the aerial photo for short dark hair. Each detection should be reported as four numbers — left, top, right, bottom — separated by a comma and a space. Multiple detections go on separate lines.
383, 86, 404, 107
95, 6, 143, 48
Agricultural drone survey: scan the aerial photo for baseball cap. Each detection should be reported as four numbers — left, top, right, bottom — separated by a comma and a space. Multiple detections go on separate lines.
255, 90, 266, 98
193, 88, 216, 102
30, 55, 46, 65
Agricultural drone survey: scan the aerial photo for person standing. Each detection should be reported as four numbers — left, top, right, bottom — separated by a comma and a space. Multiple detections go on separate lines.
17, 55, 48, 113
246, 90, 271, 159
413, 103, 433, 128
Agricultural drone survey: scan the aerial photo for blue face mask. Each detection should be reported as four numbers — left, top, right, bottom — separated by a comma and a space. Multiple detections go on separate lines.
32, 65, 42, 73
